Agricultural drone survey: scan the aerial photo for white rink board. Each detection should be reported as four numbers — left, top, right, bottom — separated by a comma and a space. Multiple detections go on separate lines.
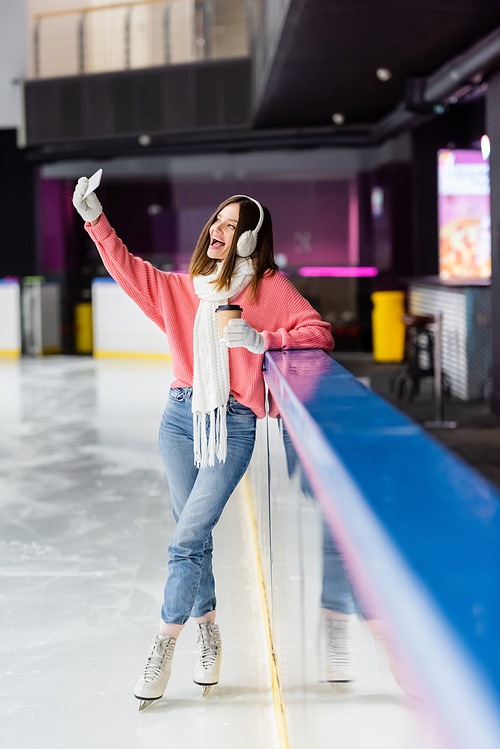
0, 281, 21, 353
92, 278, 170, 357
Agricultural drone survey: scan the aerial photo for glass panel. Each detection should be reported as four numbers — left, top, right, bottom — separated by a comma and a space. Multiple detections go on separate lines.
247, 412, 445, 749
28, 0, 250, 79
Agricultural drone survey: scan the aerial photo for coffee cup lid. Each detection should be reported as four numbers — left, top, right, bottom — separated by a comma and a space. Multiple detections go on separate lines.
216, 304, 242, 312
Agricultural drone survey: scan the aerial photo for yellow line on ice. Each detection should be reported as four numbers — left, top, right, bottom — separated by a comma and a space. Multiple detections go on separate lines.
243, 474, 290, 749
93, 350, 171, 361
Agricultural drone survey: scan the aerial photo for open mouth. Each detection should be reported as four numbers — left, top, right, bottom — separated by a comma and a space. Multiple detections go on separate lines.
210, 237, 225, 249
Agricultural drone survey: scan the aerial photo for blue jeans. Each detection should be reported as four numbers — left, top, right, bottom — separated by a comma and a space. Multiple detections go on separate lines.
159, 387, 257, 625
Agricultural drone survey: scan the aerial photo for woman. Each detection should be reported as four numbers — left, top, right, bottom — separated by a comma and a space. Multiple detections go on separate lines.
72, 178, 334, 709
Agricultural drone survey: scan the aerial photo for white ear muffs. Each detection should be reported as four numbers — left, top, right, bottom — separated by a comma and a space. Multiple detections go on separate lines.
231, 195, 264, 257
236, 229, 258, 258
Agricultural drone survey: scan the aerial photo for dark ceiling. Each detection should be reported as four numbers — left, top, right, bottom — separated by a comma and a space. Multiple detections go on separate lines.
254, 0, 500, 128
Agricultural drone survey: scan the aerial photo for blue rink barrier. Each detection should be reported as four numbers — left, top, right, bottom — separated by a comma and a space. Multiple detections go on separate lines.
263, 349, 500, 749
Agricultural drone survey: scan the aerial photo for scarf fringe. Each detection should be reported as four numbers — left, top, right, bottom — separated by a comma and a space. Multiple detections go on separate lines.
192, 256, 253, 469
193, 404, 228, 468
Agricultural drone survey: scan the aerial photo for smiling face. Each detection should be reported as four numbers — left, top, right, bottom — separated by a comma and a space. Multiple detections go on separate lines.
207, 203, 240, 261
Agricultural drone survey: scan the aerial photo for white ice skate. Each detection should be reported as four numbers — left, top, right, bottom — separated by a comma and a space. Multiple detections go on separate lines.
193, 622, 222, 696
325, 618, 352, 690
134, 634, 176, 711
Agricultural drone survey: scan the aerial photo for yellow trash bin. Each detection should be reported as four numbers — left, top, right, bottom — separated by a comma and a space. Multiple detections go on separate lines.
75, 302, 93, 354
371, 291, 406, 362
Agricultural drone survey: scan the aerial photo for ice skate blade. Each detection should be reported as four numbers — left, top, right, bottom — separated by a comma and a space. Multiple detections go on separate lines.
202, 686, 212, 697
136, 697, 160, 711
329, 680, 352, 694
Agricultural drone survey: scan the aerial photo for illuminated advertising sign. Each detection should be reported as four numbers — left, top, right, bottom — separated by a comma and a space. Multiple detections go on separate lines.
438, 148, 491, 279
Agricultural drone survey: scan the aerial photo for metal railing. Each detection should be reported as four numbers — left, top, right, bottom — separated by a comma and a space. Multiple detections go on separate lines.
30, 0, 251, 79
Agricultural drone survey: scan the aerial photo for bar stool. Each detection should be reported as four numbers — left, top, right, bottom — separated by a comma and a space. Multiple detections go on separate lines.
390, 314, 451, 403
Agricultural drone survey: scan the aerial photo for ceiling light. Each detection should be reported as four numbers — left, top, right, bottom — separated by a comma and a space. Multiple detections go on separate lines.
147, 204, 162, 216
376, 68, 392, 82
332, 113, 345, 125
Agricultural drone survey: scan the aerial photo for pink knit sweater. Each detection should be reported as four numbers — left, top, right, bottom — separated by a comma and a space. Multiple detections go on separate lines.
86, 214, 334, 418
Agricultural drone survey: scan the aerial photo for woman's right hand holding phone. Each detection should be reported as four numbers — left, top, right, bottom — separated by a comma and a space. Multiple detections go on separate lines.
72, 177, 102, 225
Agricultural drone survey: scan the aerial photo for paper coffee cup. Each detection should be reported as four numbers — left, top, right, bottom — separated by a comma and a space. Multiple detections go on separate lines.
216, 304, 242, 339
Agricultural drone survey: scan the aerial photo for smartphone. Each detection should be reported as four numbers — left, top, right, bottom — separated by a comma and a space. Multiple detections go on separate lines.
83, 168, 103, 200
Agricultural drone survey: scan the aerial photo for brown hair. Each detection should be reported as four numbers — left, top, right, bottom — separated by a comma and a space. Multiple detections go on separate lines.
189, 196, 278, 303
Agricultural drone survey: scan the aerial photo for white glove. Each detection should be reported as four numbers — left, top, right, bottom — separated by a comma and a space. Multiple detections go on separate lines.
223, 318, 266, 354
72, 177, 102, 223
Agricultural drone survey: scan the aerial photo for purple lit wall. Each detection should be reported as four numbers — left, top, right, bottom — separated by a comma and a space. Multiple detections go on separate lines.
172, 180, 353, 270
357, 163, 414, 289
37, 179, 74, 273
36, 176, 357, 276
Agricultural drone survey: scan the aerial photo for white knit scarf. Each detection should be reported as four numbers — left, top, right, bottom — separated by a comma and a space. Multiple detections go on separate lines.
192, 257, 254, 468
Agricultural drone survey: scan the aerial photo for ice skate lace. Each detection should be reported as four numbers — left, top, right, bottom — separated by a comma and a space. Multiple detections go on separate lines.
142, 636, 175, 683
326, 619, 349, 668
196, 624, 221, 670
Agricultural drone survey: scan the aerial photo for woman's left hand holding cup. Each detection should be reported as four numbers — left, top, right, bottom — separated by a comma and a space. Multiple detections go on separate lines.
223, 318, 266, 354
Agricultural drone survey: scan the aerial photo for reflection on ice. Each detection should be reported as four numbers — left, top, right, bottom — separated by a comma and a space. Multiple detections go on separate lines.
248, 413, 443, 749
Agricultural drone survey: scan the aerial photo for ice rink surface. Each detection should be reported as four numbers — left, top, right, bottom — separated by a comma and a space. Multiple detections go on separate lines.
0, 357, 277, 749
0, 355, 443, 749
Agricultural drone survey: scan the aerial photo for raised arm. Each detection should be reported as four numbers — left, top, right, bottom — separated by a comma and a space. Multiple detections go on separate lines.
73, 177, 166, 330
